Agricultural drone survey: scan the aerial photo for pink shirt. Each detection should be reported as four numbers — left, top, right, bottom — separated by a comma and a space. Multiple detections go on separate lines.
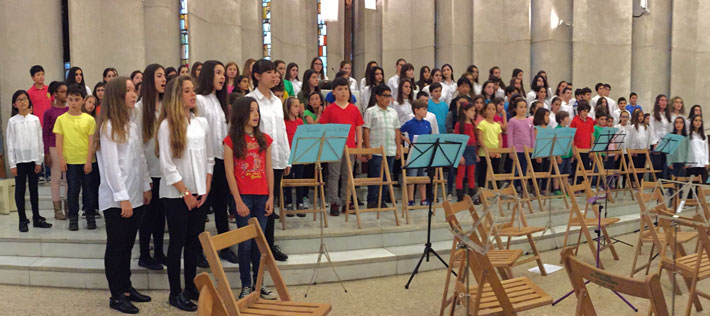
27, 85, 52, 126
507, 117, 535, 153
42, 106, 68, 153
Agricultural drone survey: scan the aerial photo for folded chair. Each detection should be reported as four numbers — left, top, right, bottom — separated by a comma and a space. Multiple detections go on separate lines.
343, 146, 399, 228
399, 145, 447, 224
199, 218, 332, 316
195, 272, 230, 316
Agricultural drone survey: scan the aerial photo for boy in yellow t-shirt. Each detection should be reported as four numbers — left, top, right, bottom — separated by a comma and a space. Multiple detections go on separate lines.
476, 102, 503, 191
53, 85, 97, 231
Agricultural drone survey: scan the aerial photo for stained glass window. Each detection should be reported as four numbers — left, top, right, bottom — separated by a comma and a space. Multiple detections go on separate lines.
317, 0, 327, 70
262, 0, 272, 59
179, 0, 189, 65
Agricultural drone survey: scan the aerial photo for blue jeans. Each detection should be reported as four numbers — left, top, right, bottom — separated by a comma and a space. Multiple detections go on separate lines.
367, 155, 395, 203
66, 163, 98, 219
235, 195, 268, 288
514, 152, 528, 190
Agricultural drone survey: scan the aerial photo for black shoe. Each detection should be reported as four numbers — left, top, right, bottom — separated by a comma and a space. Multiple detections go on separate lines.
271, 245, 288, 261
169, 292, 197, 312
366, 202, 378, 209
456, 189, 464, 202
138, 256, 163, 270
69, 218, 79, 231
87, 216, 97, 230
36, 215, 47, 222
126, 287, 151, 303
93, 210, 102, 218
32, 218, 53, 228
357, 199, 364, 206
154, 253, 167, 266
19, 221, 28, 233
329, 203, 340, 216
183, 287, 199, 301
219, 249, 238, 264
110, 296, 139, 314
286, 213, 295, 217
273, 213, 280, 220
197, 253, 209, 268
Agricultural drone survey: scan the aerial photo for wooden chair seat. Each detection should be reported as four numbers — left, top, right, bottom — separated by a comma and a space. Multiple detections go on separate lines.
664, 253, 710, 279
569, 217, 620, 227
641, 230, 697, 243
455, 277, 552, 316
496, 225, 545, 237
242, 300, 331, 315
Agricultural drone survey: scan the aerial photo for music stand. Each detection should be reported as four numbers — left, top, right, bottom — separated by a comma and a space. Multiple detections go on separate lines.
534, 127, 576, 248
403, 133, 468, 289
291, 124, 350, 297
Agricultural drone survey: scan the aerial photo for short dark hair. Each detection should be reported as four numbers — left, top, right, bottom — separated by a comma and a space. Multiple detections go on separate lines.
273, 60, 285, 68
331, 76, 350, 90
411, 99, 428, 113
574, 88, 582, 96
617, 97, 627, 104
30, 65, 44, 77
595, 110, 608, 119
595, 83, 604, 91
562, 87, 572, 94
395, 58, 406, 66
456, 77, 472, 89
581, 87, 592, 95
630, 92, 638, 98
416, 91, 428, 99
429, 82, 442, 92
504, 85, 517, 95
577, 100, 591, 112
492, 97, 505, 105
48, 81, 67, 95
555, 111, 570, 124
335, 71, 347, 78
374, 84, 391, 96
67, 84, 85, 97
603, 83, 611, 89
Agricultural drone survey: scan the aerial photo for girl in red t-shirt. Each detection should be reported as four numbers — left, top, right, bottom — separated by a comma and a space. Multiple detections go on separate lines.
282, 97, 306, 214
223, 96, 274, 298
454, 102, 479, 201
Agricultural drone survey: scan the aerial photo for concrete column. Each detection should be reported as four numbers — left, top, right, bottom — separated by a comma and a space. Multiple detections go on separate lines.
0, 0, 64, 164
271, 0, 317, 72
381, 0, 435, 73
530, 0, 572, 85
325, 4, 345, 80
144, 0, 181, 68
435, 0, 473, 73
69, 0, 146, 86
695, 0, 710, 118
353, 0, 382, 80
631, 0, 672, 110
670, 0, 699, 105
572, 0, 632, 100
241, 0, 263, 61
473, 0, 531, 85
188, 0, 241, 65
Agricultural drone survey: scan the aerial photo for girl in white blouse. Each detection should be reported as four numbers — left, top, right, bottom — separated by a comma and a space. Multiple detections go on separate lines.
95, 77, 152, 313
195, 60, 237, 263
392, 80, 414, 126
132, 64, 168, 271
649, 94, 671, 179
7, 90, 50, 232
158, 75, 214, 312
627, 109, 654, 172
686, 114, 708, 182
359, 66, 384, 115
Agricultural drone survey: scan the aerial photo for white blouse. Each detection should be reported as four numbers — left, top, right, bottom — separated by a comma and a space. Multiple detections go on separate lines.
158, 115, 215, 198
348, 77, 359, 92
246, 88, 291, 169
473, 82, 482, 96
359, 85, 374, 115
132, 100, 162, 178
6, 114, 43, 168
687, 133, 709, 168
560, 100, 574, 116
392, 100, 413, 126
289, 79, 302, 96
387, 74, 400, 100
649, 115, 671, 145
97, 121, 151, 210
627, 125, 653, 150
441, 80, 457, 104
196, 93, 228, 159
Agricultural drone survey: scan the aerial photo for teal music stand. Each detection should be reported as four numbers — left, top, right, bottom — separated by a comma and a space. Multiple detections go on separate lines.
288, 124, 350, 297
653, 133, 685, 155
404, 133, 467, 290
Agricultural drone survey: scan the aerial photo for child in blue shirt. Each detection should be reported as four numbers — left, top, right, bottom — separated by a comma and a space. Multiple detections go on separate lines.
400, 100, 432, 206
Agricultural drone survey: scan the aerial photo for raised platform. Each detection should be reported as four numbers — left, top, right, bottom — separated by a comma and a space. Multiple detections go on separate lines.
0, 184, 645, 290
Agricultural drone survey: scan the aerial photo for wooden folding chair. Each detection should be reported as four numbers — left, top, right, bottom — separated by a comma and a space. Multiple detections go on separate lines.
630, 185, 697, 278
195, 273, 230, 316
672, 175, 703, 212
343, 146, 399, 228
399, 145, 447, 224
561, 181, 620, 269
483, 147, 539, 214
441, 198, 552, 315
597, 149, 635, 200
479, 187, 547, 276
560, 248, 669, 316
199, 218, 331, 316
586, 149, 615, 203
279, 163, 327, 230
523, 146, 570, 209
626, 149, 658, 188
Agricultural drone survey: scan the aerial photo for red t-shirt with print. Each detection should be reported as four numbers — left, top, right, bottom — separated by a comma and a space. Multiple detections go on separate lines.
284, 118, 303, 146
224, 133, 273, 195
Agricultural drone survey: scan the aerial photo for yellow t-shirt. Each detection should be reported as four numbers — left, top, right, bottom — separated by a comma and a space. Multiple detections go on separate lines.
53, 112, 96, 164
476, 119, 502, 156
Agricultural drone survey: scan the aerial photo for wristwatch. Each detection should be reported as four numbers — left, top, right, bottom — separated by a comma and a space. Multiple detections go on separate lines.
182, 190, 191, 197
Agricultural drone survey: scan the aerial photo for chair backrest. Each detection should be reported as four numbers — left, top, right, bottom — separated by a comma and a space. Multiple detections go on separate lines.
480, 187, 528, 227
199, 218, 291, 315
194, 272, 230, 316
560, 248, 669, 316
442, 195, 500, 251
483, 147, 520, 183
345, 146, 384, 156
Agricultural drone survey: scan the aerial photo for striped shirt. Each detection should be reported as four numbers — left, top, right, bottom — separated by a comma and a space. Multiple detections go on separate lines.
364, 105, 400, 156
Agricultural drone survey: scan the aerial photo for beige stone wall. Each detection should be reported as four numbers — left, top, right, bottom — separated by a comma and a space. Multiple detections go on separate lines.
188, 0, 242, 65
353, 0, 382, 80
381, 0, 435, 79
241, 0, 263, 61
144, 0, 181, 69
531, 0, 573, 85
435, 0, 472, 77
271, 0, 318, 76
630, 0, 671, 110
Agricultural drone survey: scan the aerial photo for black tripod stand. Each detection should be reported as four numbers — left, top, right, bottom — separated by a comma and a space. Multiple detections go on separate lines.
403, 137, 465, 289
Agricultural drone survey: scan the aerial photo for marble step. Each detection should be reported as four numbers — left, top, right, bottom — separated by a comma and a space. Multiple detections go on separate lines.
0, 214, 643, 289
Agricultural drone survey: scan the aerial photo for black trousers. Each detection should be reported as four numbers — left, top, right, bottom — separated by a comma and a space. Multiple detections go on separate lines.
139, 177, 165, 259
209, 159, 230, 234
104, 206, 143, 298
686, 167, 708, 183
267, 169, 285, 249
163, 198, 207, 296
650, 151, 667, 179
14, 162, 39, 223
572, 152, 590, 184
